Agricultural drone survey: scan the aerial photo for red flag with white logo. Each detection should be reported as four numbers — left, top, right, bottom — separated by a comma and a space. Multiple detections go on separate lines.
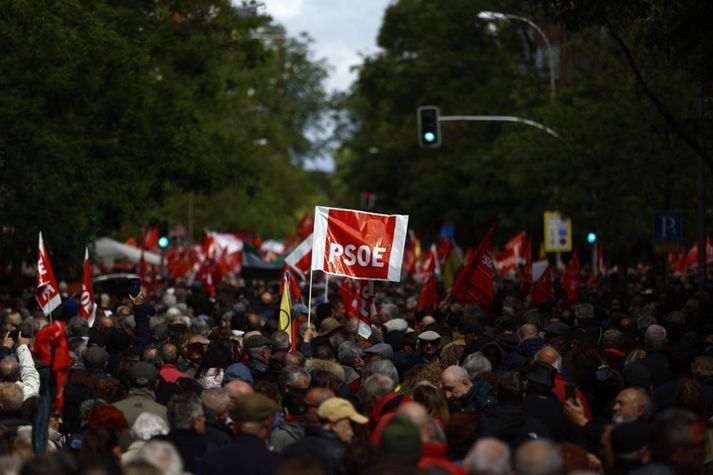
351, 280, 375, 338
285, 234, 313, 279
562, 251, 580, 304
295, 213, 314, 241
530, 266, 555, 306
35, 232, 62, 317
449, 225, 495, 310
80, 247, 96, 327
417, 270, 437, 310
522, 236, 532, 294
311, 207, 409, 282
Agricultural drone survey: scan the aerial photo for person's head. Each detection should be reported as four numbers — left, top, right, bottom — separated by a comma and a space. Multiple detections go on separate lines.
441, 365, 473, 400
281, 389, 306, 418
244, 335, 273, 364
129, 362, 159, 389
444, 410, 481, 459
199, 338, 235, 372
692, 356, 713, 385
411, 382, 450, 424
337, 340, 362, 366
515, 439, 564, 475
518, 324, 539, 341
461, 352, 492, 381
363, 373, 395, 412
497, 371, 525, 402
132, 441, 183, 475
464, 438, 511, 475
0, 381, 23, 411
673, 378, 706, 417
142, 346, 163, 369
317, 397, 368, 444
649, 408, 705, 475
417, 331, 441, 359
284, 351, 305, 367
303, 387, 335, 424
231, 392, 279, 439
270, 331, 292, 353
380, 303, 399, 322
161, 343, 180, 366
201, 388, 231, 423
0, 356, 19, 382
644, 324, 667, 351
224, 380, 253, 399
363, 359, 399, 389
278, 365, 311, 394
131, 412, 169, 442
613, 387, 653, 423
166, 392, 205, 434
535, 346, 562, 373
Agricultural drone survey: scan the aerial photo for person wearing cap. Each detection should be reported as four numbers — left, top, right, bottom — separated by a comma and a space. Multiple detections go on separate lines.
184, 334, 210, 377
282, 397, 368, 475
84, 345, 120, 386
364, 342, 394, 362
417, 330, 442, 364
244, 334, 274, 383
198, 393, 281, 475
113, 361, 168, 451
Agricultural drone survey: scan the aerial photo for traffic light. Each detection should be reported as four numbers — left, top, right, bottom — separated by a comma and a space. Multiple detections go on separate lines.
586, 231, 597, 245
158, 221, 170, 249
418, 105, 441, 148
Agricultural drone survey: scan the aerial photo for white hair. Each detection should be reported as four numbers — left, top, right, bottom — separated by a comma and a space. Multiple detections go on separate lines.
465, 438, 511, 475
462, 352, 492, 380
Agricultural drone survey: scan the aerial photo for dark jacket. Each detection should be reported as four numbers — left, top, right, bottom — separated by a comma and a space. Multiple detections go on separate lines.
246, 358, 275, 383
525, 391, 577, 443
199, 432, 280, 475
482, 402, 551, 448
204, 419, 233, 451
155, 428, 207, 474
503, 338, 545, 371
269, 420, 306, 453
461, 378, 497, 411
639, 350, 673, 387
282, 425, 346, 475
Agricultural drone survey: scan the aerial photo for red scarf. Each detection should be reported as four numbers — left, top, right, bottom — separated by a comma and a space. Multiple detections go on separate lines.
33, 321, 70, 413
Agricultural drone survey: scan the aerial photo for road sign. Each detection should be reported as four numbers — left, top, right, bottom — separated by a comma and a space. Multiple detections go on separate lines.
653, 211, 682, 253
543, 211, 572, 252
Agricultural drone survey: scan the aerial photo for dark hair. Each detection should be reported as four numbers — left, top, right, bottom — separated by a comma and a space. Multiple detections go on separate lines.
444, 411, 481, 459
649, 409, 700, 464
412, 384, 449, 424
497, 371, 525, 402
309, 370, 341, 392
316, 302, 333, 321
282, 389, 306, 416
197, 338, 234, 376
673, 379, 706, 417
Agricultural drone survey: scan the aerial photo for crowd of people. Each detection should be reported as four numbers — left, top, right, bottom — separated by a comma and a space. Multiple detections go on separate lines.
0, 265, 710, 475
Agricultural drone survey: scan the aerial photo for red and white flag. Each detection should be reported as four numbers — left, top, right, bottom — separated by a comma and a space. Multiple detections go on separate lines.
417, 270, 437, 310
521, 236, 533, 294
285, 234, 313, 279
351, 280, 375, 339
562, 251, 580, 304
35, 232, 62, 317
530, 266, 555, 306
311, 206, 408, 282
449, 225, 495, 310
80, 247, 96, 327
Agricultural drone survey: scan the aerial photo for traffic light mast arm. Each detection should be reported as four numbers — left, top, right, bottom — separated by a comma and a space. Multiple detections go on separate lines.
438, 114, 561, 141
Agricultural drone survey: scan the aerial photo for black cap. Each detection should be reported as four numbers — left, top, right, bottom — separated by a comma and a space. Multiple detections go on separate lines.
129, 362, 158, 387
526, 362, 556, 388
244, 334, 273, 349
542, 322, 571, 338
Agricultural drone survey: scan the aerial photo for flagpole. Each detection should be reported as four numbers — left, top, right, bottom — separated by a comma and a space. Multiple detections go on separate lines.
307, 270, 314, 330
324, 273, 329, 301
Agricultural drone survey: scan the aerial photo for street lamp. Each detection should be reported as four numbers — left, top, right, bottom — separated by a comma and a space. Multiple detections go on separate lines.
477, 11, 556, 102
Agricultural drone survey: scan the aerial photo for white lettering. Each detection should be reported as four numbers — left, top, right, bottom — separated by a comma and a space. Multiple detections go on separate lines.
357, 246, 370, 266
329, 243, 344, 262
372, 247, 386, 267
344, 244, 357, 266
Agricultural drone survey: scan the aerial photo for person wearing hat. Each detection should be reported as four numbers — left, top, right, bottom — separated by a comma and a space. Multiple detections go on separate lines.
113, 361, 167, 451
282, 397, 368, 475
243, 334, 274, 383
417, 330, 441, 364
363, 342, 394, 362
524, 362, 579, 444
84, 345, 120, 386
198, 392, 281, 475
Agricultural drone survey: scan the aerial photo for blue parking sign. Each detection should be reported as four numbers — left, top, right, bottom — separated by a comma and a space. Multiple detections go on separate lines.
653, 211, 682, 253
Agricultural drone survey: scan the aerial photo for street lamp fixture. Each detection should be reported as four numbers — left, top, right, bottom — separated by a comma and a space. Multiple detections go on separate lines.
477, 10, 556, 102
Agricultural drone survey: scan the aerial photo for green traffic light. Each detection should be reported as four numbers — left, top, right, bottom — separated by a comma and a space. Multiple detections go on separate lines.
424, 132, 436, 142
158, 236, 170, 249
586, 232, 597, 244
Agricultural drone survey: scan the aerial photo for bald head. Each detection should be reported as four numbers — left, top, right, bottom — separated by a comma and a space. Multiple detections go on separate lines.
304, 387, 335, 424
441, 365, 473, 399
421, 316, 436, 327
515, 440, 563, 475
518, 324, 538, 341
465, 438, 511, 475
536, 346, 561, 372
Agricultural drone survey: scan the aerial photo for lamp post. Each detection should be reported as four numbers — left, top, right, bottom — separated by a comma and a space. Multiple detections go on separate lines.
477, 11, 556, 102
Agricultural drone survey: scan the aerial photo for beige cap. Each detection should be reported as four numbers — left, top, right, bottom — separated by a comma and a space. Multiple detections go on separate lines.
318, 397, 368, 424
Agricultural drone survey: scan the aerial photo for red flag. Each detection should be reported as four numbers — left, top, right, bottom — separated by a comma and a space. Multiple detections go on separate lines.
80, 247, 96, 327
522, 236, 532, 294
196, 257, 217, 297
504, 231, 527, 253
339, 277, 354, 309
285, 234, 313, 279
685, 237, 712, 266
494, 247, 518, 274
295, 213, 314, 240
449, 225, 495, 309
136, 250, 156, 297
562, 252, 580, 304
417, 270, 437, 310
33, 321, 70, 412
280, 264, 303, 302
166, 247, 193, 278
35, 232, 62, 317
352, 280, 375, 338
530, 266, 555, 306
124, 236, 138, 248
143, 228, 159, 249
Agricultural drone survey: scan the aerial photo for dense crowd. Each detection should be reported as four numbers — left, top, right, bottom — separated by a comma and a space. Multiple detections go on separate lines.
0, 266, 710, 475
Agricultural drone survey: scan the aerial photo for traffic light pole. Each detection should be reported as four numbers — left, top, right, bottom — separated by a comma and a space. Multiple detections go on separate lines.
438, 115, 561, 141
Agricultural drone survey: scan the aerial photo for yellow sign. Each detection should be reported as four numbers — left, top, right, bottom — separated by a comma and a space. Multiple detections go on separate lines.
544, 211, 572, 252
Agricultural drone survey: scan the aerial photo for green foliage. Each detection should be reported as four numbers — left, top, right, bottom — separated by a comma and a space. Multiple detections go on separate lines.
335, 0, 711, 255
0, 1, 330, 275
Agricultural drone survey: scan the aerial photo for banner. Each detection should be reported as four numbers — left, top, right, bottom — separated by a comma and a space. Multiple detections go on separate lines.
279, 271, 297, 351
417, 270, 437, 310
530, 266, 555, 306
285, 234, 313, 279
449, 225, 495, 309
35, 232, 62, 317
311, 206, 408, 282
80, 247, 96, 327
562, 251, 580, 304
